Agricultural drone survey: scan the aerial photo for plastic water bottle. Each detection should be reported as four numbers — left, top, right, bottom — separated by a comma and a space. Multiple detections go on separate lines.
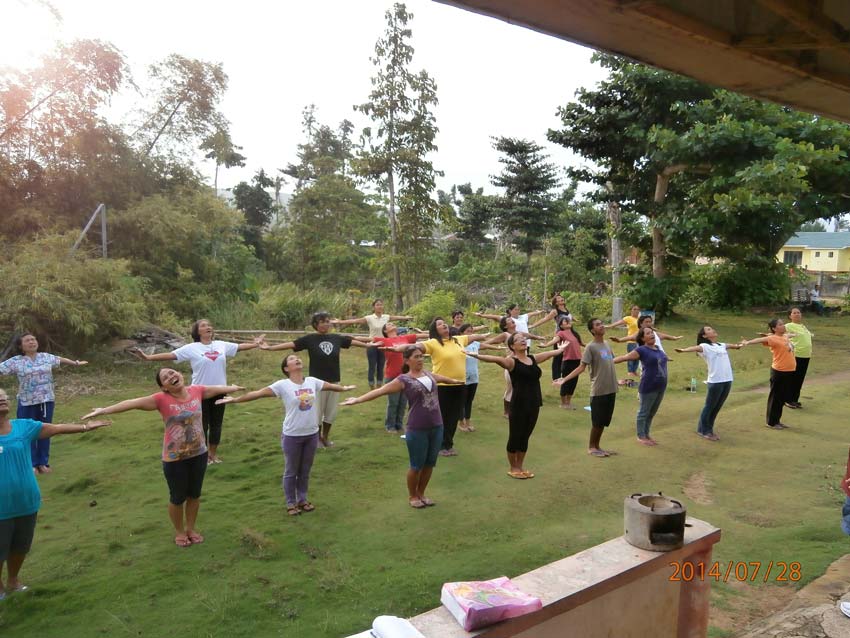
690, 377, 697, 393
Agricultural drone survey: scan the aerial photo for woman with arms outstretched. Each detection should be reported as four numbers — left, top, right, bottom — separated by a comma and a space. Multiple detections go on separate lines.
82, 368, 243, 547
342, 346, 463, 508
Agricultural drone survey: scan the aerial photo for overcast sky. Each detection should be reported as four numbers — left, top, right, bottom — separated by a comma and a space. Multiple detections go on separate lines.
6, 0, 608, 195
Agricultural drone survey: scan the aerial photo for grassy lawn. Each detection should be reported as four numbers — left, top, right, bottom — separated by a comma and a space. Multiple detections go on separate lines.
1, 310, 847, 637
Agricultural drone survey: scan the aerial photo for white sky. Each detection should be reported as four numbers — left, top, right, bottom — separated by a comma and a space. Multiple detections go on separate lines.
5, 0, 607, 195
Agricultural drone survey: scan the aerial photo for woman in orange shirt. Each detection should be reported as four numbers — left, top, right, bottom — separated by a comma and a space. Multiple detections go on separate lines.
741, 319, 796, 430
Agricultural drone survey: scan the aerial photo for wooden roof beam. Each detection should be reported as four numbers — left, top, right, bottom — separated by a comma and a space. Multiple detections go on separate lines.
753, 0, 849, 44
735, 32, 850, 50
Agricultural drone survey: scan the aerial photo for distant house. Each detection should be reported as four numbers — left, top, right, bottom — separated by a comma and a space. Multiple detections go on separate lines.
777, 232, 850, 273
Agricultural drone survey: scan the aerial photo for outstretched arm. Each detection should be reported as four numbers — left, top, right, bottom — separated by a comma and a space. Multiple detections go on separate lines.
81, 395, 159, 420
473, 311, 502, 321
202, 385, 244, 399
656, 332, 683, 341
466, 350, 514, 371
613, 351, 640, 364
553, 362, 587, 386
604, 319, 626, 330
340, 379, 404, 405
216, 387, 276, 405
740, 336, 770, 346
57, 357, 88, 367
331, 317, 368, 327
674, 345, 704, 354
466, 333, 492, 343
260, 340, 296, 351
350, 338, 374, 348
388, 314, 413, 321
321, 382, 357, 393
610, 333, 636, 344
522, 331, 546, 341
533, 342, 569, 364
483, 333, 508, 345
236, 334, 267, 351
528, 310, 555, 330
39, 419, 111, 438
129, 348, 178, 362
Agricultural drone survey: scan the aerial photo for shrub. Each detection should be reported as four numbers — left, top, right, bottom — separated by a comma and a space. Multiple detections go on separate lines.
257, 284, 359, 329
0, 234, 147, 352
680, 259, 791, 310
559, 292, 612, 324
406, 289, 458, 327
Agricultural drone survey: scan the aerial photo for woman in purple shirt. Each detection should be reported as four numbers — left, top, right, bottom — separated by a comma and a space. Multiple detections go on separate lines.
341, 347, 463, 509
614, 327, 668, 446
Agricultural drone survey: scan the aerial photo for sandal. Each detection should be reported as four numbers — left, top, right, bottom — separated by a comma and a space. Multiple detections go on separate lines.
420, 497, 436, 506
507, 471, 527, 479
174, 533, 191, 547
588, 449, 608, 458
287, 505, 301, 516
409, 498, 426, 509
297, 502, 315, 513
187, 531, 204, 544
466, 424, 476, 432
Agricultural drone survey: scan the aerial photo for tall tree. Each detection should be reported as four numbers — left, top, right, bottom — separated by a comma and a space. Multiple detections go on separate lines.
200, 127, 246, 191
490, 137, 561, 268
355, 2, 441, 307
136, 54, 228, 158
232, 169, 275, 257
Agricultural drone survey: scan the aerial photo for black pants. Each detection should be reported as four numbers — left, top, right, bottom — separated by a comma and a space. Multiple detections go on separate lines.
462, 383, 478, 420
551, 352, 563, 380
162, 452, 208, 504
438, 385, 465, 450
766, 368, 795, 425
202, 395, 226, 446
788, 357, 810, 404
560, 359, 581, 396
507, 401, 540, 453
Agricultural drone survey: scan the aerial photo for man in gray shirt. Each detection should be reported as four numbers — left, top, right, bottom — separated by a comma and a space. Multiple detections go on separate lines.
554, 318, 618, 457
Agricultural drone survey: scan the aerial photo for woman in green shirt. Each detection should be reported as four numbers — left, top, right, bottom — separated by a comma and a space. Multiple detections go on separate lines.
784, 307, 813, 409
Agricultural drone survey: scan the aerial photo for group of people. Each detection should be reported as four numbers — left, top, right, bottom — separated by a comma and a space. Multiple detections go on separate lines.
0, 297, 822, 597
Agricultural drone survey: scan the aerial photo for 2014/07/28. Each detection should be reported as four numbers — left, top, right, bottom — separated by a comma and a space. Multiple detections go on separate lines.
669, 560, 801, 583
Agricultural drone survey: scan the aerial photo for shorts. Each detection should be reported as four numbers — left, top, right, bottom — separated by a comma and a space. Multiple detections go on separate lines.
406, 425, 444, 470
590, 393, 617, 428
0, 512, 38, 561
162, 452, 208, 505
317, 389, 340, 425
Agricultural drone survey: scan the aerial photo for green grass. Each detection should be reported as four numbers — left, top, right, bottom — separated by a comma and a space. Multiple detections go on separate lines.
1, 310, 848, 637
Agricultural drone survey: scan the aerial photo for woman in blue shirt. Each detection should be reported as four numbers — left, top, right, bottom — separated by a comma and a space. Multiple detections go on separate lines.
614, 328, 669, 446
0, 387, 109, 599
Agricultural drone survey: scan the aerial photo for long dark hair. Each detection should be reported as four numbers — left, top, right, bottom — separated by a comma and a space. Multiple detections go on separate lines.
498, 316, 512, 333
697, 326, 712, 345
428, 317, 456, 346
768, 318, 780, 333
551, 294, 568, 312
400, 345, 420, 374
637, 315, 653, 330
636, 327, 652, 346
14, 332, 35, 355
557, 317, 583, 347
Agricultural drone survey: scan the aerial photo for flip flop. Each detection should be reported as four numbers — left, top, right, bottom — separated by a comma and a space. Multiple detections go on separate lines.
420, 497, 436, 506
286, 506, 301, 516
297, 502, 315, 513
174, 534, 191, 547
409, 498, 426, 509
521, 471, 535, 479
507, 471, 527, 479
588, 449, 608, 458
187, 531, 204, 545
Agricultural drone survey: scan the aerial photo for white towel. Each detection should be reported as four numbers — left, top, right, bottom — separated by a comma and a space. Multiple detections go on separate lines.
371, 615, 425, 638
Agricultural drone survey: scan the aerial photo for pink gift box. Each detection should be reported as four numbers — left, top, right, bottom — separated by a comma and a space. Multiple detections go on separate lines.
440, 576, 542, 631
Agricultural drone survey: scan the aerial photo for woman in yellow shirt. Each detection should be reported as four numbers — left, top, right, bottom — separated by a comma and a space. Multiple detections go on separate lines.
606, 304, 641, 377
784, 307, 813, 409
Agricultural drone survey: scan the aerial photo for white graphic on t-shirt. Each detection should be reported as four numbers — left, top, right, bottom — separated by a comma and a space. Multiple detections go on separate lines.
319, 341, 334, 355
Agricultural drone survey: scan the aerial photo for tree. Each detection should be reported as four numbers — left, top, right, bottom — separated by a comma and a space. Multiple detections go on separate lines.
136, 54, 228, 158
797, 221, 827, 233
355, 2, 441, 307
490, 137, 561, 268
200, 127, 246, 191
232, 169, 275, 257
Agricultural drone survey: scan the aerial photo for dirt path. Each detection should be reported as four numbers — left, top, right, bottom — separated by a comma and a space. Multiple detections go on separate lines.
746, 369, 850, 394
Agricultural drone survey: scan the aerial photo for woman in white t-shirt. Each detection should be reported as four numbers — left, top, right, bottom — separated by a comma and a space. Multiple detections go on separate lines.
675, 326, 745, 441
474, 304, 546, 336
332, 299, 415, 389
215, 355, 355, 516
131, 319, 266, 464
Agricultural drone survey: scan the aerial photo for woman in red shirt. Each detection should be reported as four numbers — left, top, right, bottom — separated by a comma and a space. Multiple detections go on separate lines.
372, 322, 424, 433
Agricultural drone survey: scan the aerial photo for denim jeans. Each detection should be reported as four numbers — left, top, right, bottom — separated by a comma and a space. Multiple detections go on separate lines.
842, 496, 850, 536
698, 381, 732, 435
636, 388, 665, 439
626, 342, 639, 374
384, 376, 407, 431
367, 347, 385, 385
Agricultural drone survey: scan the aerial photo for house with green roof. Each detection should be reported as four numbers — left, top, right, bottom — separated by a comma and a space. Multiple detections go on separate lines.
778, 232, 850, 273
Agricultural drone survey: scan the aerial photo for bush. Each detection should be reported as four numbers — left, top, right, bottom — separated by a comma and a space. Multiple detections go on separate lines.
0, 234, 147, 352
257, 284, 360, 329
618, 264, 687, 318
406, 289, 458, 327
680, 259, 791, 310
559, 292, 612, 324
